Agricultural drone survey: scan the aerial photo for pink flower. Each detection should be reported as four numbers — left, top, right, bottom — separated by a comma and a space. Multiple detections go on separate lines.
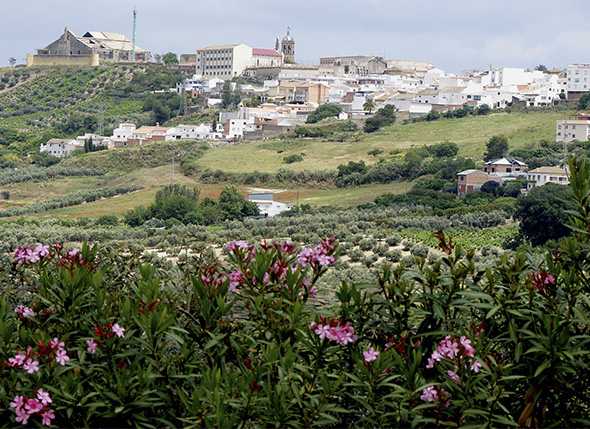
420, 386, 439, 402
317, 254, 335, 267
470, 360, 482, 373
228, 271, 244, 292
23, 359, 40, 374
8, 352, 26, 368
112, 323, 125, 338
225, 240, 252, 252
530, 271, 556, 295
41, 409, 55, 426
34, 244, 50, 258
447, 370, 461, 384
49, 338, 65, 352
459, 336, 476, 357
25, 398, 43, 414
311, 323, 331, 340
36, 389, 52, 406
86, 339, 98, 354
15, 407, 30, 424
15, 305, 36, 319
297, 248, 315, 267
55, 350, 70, 366
67, 248, 80, 257
10, 395, 26, 410
363, 347, 380, 363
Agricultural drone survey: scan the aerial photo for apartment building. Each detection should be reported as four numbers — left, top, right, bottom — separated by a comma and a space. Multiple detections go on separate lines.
197, 44, 253, 79
567, 64, 590, 93
556, 119, 590, 142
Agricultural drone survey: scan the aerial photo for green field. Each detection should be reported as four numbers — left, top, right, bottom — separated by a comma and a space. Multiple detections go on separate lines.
196, 111, 571, 174
4, 164, 411, 220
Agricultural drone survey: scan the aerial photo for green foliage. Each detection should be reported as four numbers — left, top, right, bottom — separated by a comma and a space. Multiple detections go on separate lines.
578, 93, 590, 111
484, 135, 509, 161
283, 153, 304, 164
306, 103, 343, 124
152, 184, 200, 223
515, 182, 575, 245
124, 185, 259, 226
162, 52, 179, 65
364, 105, 396, 133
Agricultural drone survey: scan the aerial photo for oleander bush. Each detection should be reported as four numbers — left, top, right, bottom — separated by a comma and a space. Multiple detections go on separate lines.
1, 157, 590, 427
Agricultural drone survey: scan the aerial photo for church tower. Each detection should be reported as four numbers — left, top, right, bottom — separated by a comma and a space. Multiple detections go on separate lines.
280, 27, 295, 64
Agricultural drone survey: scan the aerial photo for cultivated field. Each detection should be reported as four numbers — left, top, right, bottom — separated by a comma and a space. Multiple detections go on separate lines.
196, 111, 571, 173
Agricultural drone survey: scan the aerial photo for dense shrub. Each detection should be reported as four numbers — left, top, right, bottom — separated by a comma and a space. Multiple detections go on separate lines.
363, 105, 396, 133
306, 103, 343, 124
515, 182, 575, 246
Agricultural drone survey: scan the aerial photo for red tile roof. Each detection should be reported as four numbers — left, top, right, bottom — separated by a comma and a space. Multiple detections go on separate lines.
253, 48, 282, 58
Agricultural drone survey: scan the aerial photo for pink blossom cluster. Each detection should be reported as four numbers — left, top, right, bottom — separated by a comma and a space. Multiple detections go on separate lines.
297, 237, 337, 269
530, 271, 556, 295
49, 338, 70, 366
420, 385, 450, 406
8, 348, 40, 374
7, 338, 70, 373
310, 317, 357, 346
10, 390, 55, 426
13, 244, 50, 265
363, 347, 380, 363
225, 240, 256, 262
15, 305, 35, 320
228, 270, 245, 292
426, 336, 481, 376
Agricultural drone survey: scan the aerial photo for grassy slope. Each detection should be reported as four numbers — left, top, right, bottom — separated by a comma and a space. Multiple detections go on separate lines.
5, 164, 411, 220
196, 111, 570, 174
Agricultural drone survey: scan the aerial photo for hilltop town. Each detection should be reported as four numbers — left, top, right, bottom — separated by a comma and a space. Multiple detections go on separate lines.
3, 3, 590, 428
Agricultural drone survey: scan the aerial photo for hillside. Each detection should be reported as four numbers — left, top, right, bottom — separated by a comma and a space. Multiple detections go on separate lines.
196, 110, 571, 174
0, 64, 184, 159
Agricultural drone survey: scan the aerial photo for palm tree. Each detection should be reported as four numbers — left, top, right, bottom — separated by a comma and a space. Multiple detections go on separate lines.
363, 99, 376, 114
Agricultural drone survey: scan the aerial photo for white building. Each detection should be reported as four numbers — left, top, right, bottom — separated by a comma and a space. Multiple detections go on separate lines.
567, 64, 590, 93
112, 123, 136, 142
556, 119, 590, 143
483, 67, 544, 87
197, 44, 253, 79
227, 118, 256, 139
166, 124, 218, 141
40, 139, 81, 158
527, 166, 569, 190
247, 193, 292, 218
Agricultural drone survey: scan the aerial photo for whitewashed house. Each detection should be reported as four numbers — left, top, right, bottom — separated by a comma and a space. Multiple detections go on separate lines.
227, 118, 256, 139
40, 139, 81, 158
166, 124, 215, 141
247, 192, 292, 218
527, 166, 569, 190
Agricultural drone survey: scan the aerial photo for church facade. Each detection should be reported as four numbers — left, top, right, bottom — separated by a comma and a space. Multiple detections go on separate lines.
27, 28, 150, 67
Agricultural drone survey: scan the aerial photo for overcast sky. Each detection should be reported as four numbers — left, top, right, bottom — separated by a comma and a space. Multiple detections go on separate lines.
1, 0, 589, 71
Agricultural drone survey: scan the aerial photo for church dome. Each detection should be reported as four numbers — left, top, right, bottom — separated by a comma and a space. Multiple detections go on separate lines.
282, 28, 294, 42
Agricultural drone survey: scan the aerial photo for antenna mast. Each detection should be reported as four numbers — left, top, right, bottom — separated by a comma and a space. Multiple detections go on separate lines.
132, 7, 137, 62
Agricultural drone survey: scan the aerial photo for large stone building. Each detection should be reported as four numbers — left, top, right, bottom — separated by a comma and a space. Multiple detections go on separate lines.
319, 56, 387, 76
28, 28, 150, 67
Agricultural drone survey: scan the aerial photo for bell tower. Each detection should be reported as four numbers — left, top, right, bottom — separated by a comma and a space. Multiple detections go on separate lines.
281, 27, 295, 64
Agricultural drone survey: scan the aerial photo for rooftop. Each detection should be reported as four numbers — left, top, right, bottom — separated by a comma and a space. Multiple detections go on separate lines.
529, 166, 569, 175
253, 48, 282, 58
